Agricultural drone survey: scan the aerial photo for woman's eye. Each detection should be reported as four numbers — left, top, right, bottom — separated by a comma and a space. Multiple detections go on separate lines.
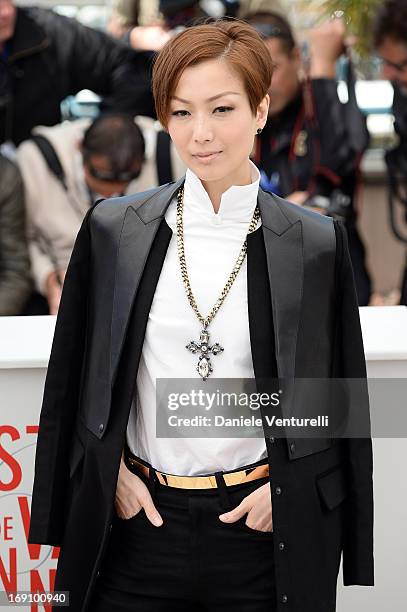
214, 106, 233, 113
170, 107, 233, 117
171, 110, 190, 117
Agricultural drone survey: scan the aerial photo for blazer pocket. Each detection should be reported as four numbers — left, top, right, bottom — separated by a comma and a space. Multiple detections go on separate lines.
316, 464, 349, 510
69, 431, 86, 480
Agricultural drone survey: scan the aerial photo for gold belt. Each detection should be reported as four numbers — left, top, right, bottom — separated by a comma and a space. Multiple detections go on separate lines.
125, 454, 270, 490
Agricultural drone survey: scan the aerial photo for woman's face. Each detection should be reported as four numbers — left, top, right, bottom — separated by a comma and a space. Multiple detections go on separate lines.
167, 59, 269, 187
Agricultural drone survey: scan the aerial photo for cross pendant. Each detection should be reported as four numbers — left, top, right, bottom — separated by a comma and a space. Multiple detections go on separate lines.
186, 328, 224, 380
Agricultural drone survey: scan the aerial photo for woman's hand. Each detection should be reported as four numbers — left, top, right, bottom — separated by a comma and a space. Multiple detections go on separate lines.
115, 453, 163, 527
218, 483, 273, 532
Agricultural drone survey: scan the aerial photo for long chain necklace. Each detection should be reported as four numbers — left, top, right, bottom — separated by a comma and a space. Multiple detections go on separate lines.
176, 186, 260, 380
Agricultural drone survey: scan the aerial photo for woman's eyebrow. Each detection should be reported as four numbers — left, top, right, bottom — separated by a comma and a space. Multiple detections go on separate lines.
171, 91, 241, 104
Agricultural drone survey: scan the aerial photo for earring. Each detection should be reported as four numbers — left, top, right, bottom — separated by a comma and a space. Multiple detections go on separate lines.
256, 127, 263, 135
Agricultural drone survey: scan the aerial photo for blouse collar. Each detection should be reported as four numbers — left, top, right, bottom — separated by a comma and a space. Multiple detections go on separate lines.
183, 159, 260, 225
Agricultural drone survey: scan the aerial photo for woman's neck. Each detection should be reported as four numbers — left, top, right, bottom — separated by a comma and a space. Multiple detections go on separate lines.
200, 163, 253, 214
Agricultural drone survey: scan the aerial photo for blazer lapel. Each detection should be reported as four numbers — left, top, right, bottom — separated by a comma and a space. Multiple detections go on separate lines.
109, 182, 303, 393
257, 189, 304, 382
247, 228, 278, 381
110, 179, 184, 388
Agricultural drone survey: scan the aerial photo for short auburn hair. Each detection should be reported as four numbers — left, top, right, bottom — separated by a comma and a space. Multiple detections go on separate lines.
152, 19, 274, 129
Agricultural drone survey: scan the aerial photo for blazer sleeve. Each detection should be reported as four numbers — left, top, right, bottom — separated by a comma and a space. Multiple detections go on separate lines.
28, 204, 97, 547
333, 219, 374, 586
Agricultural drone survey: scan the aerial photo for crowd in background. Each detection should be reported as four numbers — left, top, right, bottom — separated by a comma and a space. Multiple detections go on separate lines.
1, 0, 407, 316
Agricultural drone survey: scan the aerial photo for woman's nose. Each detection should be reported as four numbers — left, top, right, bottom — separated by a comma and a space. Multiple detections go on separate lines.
192, 117, 213, 142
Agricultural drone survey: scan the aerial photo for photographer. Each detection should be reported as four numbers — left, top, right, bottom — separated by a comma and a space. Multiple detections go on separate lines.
373, 0, 407, 305
247, 12, 371, 306
17, 113, 185, 315
0, 0, 154, 146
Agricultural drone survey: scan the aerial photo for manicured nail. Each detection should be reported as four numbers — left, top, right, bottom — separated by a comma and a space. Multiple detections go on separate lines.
152, 515, 163, 526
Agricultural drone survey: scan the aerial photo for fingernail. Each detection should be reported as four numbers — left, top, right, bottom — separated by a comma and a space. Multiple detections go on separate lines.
219, 514, 230, 521
152, 515, 163, 526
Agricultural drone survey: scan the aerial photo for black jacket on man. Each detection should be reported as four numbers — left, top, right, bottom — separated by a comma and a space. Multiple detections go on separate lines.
0, 7, 154, 145
255, 79, 357, 203
28, 179, 374, 612
387, 83, 407, 305
254, 78, 371, 306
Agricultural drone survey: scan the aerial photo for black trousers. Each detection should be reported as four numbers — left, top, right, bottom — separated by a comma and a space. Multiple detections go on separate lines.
89, 467, 276, 611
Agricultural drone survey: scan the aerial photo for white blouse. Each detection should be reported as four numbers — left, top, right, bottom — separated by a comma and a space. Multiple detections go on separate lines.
126, 160, 267, 475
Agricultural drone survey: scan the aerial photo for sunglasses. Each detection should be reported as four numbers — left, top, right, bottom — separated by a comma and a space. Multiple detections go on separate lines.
379, 56, 407, 72
87, 161, 141, 183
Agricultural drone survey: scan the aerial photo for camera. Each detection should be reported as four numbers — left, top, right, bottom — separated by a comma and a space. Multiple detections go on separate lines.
304, 190, 352, 221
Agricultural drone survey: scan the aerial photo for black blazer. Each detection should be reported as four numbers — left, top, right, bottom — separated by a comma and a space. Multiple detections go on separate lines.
28, 178, 374, 612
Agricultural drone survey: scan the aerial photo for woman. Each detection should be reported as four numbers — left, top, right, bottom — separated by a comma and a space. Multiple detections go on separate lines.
28, 19, 374, 612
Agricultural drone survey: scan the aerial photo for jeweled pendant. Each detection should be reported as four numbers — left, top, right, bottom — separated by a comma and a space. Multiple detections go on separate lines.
186, 328, 224, 380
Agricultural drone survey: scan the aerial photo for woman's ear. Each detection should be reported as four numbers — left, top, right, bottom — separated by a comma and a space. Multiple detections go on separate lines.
256, 93, 270, 128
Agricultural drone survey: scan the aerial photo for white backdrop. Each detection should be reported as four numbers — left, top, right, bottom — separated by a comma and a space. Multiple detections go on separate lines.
1, 308, 407, 611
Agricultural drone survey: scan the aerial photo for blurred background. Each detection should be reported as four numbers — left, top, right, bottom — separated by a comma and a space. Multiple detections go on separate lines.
1, 0, 407, 315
